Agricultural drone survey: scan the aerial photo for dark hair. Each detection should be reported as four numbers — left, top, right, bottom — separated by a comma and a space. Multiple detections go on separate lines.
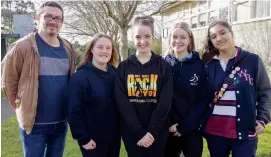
202, 20, 233, 63
78, 33, 119, 68
37, 1, 64, 20
132, 15, 154, 36
167, 22, 195, 55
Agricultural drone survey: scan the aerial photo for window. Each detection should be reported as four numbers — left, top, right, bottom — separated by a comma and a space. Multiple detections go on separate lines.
183, 8, 190, 18
177, 11, 184, 18
209, 0, 223, 9
191, 6, 198, 15
199, 0, 207, 12
251, 1, 270, 19
209, 10, 219, 24
199, 13, 207, 27
191, 16, 198, 28
183, 18, 190, 25
219, 6, 229, 22
232, 0, 250, 22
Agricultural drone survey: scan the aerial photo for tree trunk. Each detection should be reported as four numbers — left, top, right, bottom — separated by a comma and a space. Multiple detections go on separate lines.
119, 27, 129, 61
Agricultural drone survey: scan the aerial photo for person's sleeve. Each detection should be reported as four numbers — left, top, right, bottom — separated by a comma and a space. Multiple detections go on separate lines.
148, 62, 173, 138
256, 56, 271, 126
66, 74, 91, 145
114, 63, 147, 141
1, 44, 24, 109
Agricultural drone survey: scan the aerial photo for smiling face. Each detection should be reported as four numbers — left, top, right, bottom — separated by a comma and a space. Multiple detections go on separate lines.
37, 6, 63, 36
91, 37, 112, 65
133, 25, 153, 54
170, 28, 191, 53
209, 23, 235, 51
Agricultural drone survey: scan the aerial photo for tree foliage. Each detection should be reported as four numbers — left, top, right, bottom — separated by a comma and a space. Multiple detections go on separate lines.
1, 0, 35, 33
60, 1, 172, 61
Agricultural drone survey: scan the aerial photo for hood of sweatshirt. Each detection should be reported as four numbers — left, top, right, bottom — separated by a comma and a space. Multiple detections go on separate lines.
165, 51, 201, 66
78, 60, 115, 78
128, 51, 162, 66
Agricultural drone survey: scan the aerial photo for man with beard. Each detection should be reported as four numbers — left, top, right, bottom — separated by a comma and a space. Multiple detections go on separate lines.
1, 1, 77, 157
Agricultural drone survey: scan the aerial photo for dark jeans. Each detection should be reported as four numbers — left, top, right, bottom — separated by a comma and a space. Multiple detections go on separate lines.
19, 121, 67, 157
165, 130, 203, 157
205, 133, 258, 157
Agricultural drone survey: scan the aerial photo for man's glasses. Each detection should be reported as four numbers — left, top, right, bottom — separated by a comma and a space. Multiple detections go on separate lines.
44, 15, 63, 23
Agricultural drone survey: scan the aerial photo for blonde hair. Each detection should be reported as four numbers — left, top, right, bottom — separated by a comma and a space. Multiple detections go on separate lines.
78, 33, 119, 67
167, 22, 195, 55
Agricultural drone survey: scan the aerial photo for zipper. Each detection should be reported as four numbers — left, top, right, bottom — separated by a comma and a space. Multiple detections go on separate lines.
179, 62, 183, 81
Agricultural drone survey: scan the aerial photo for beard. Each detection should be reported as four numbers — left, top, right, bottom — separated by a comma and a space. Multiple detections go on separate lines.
46, 23, 58, 36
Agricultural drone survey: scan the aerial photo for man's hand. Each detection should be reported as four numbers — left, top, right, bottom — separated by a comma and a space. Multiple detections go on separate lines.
82, 139, 96, 150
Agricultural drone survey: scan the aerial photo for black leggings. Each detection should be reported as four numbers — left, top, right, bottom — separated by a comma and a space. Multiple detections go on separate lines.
122, 130, 169, 157
165, 130, 203, 157
79, 135, 121, 157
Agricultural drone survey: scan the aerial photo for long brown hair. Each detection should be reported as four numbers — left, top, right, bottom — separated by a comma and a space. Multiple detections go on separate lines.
202, 20, 234, 64
78, 33, 119, 68
167, 22, 195, 55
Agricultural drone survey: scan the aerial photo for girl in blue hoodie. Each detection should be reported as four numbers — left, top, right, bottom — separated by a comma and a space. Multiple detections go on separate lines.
115, 16, 173, 157
66, 33, 120, 157
164, 22, 210, 157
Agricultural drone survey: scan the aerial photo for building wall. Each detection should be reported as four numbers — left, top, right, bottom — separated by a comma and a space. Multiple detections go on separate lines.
160, 0, 271, 59
191, 20, 271, 55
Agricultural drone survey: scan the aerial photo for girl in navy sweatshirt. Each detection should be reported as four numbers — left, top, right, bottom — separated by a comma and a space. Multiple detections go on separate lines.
201, 20, 271, 157
164, 22, 209, 157
66, 33, 120, 157
115, 16, 173, 157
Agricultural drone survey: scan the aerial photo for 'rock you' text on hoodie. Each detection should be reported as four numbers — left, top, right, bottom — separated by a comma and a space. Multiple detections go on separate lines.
115, 51, 173, 140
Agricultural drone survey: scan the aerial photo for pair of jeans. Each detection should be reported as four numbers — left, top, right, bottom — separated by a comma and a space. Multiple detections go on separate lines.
19, 121, 67, 157
205, 133, 258, 157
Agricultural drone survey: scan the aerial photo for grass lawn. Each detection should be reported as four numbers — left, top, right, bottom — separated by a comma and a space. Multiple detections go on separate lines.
1, 116, 271, 157
1, 90, 6, 98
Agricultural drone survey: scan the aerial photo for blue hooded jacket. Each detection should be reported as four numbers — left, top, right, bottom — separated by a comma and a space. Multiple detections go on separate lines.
165, 51, 211, 134
66, 62, 119, 145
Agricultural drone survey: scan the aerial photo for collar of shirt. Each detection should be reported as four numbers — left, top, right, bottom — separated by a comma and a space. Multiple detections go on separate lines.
213, 48, 238, 71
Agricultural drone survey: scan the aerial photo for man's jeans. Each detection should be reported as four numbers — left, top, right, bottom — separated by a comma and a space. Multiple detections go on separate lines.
19, 121, 67, 157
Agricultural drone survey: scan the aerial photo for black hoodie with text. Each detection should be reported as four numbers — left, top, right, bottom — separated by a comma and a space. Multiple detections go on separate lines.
115, 51, 173, 141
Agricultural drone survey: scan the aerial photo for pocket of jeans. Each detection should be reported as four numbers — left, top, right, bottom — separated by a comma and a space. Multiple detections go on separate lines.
57, 121, 68, 134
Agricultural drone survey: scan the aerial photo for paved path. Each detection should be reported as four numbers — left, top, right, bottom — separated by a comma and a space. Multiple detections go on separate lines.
1, 98, 15, 123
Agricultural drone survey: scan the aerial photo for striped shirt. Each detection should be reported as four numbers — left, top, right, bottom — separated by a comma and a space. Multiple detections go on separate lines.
205, 54, 237, 138
35, 33, 69, 124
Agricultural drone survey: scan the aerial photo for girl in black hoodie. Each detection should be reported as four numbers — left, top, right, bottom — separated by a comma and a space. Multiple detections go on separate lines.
66, 33, 120, 157
164, 22, 210, 157
115, 16, 173, 157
